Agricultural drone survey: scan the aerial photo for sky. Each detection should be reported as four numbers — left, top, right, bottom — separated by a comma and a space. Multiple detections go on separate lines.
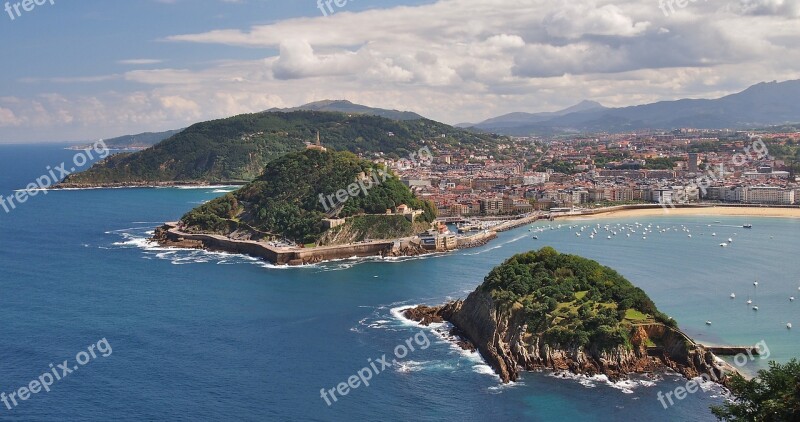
0, 0, 798, 143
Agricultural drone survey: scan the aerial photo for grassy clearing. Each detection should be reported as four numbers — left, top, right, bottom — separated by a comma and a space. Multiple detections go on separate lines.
624, 308, 649, 321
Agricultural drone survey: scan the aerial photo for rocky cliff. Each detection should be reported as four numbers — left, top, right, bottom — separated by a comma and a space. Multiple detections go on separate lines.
406, 288, 729, 384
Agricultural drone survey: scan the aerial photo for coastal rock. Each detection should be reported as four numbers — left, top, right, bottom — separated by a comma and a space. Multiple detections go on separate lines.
383, 243, 429, 258
151, 225, 204, 249
406, 288, 730, 385
402, 305, 445, 325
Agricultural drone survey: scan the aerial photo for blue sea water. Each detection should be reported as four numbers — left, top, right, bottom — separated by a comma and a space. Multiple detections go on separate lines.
1, 144, 798, 421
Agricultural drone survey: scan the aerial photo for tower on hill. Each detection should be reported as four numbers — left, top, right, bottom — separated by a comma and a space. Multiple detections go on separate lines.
306, 131, 327, 152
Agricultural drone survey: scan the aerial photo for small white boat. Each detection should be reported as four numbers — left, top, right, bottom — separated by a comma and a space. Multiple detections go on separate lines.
730, 293, 736, 299
788, 323, 793, 329
727, 238, 733, 243
642, 236, 647, 240
705, 321, 712, 325
754, 281, 759, 286
688, 234, 692, 238
747, 299, 753, 304
607, 236, 611, 239
719, 243, 727, 247
790, 297, 795, 302
752, 306, 759, 311
712, 233, 717, 236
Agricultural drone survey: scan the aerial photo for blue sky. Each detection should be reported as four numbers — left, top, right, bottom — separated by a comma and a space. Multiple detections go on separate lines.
2, 0, 434, 91
1, 0, 798, 142
1, 0, 432, 99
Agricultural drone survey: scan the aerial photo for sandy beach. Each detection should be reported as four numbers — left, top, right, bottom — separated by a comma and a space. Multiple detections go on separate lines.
564, 206, 800, 220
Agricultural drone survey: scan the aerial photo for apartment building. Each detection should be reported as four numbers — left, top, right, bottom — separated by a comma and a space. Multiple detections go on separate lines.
743, 187, 796, 205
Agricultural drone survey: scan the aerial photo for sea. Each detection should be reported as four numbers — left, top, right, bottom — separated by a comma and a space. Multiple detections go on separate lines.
1, 143, 798, 421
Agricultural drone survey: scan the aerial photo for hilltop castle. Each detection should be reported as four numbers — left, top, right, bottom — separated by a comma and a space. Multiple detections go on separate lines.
306, 131, 327, 152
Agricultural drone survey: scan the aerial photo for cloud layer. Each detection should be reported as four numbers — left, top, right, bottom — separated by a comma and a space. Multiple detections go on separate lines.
3, 0, 800, 141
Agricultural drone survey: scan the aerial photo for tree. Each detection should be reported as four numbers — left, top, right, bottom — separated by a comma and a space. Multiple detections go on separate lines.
711, 359, 800, 421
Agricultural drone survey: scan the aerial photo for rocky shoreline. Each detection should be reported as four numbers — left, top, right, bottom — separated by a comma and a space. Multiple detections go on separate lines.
403, 289, 732, 385
54, 181, 247, 189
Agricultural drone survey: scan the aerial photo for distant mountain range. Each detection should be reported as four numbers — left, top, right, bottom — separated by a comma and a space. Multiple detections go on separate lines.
74, 100, 423, 150
71, 129, 184, 150
60, 110, 503, 187
468, 80, 800, 135
268, 100, 425, 121
460, 100, 606, 130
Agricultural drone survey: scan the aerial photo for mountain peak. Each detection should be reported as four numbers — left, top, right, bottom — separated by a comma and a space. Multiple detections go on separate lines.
560, 100, 606, 114
299, 99, 354, 108
472, 79, 800, 135
268, 100, 424, 121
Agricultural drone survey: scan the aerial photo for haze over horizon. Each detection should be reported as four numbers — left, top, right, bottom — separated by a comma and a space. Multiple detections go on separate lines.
1, 0, 799, 142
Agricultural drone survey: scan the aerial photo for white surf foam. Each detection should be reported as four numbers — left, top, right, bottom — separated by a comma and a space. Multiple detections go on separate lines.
170, 185, 237, 190
472, 364, 498, 376
394, 360, 428, 373
547, 371, 659, 394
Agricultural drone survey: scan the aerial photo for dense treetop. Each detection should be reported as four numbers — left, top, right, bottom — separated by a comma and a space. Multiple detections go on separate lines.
481, 247, 674, 351
180, 149, 436, 243
711, 359, 800, 421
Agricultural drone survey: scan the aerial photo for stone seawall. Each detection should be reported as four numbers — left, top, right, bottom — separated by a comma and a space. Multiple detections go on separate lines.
493, 214, 545, 232
457, 231, 497, 248
159, 224, 394, 266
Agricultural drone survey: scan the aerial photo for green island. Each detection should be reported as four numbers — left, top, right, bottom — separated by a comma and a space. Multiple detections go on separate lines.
151, 147, 502, 265
482, 247, 677, 351
407, 248, 800, 418
405, 247, 728, 384
59, 110, 503, 187
178, 148, 436, 245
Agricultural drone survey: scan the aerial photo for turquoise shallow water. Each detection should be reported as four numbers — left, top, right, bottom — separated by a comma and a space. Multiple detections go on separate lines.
0, 144, 797, 421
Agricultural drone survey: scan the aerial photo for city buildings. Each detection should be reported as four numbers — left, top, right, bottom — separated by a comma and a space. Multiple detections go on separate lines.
368, 129, 799, 217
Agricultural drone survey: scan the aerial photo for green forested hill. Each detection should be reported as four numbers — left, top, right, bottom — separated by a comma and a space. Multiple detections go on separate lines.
482, 247, 675, 351
180, 149, 436, 244
60, 111, 504, 186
